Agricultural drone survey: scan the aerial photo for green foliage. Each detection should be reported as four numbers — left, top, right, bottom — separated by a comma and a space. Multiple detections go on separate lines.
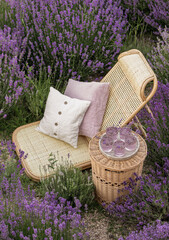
24, 68, 51, 121
121, 0, 149, 38
0, 157, 89, 239
0, 0, 15, 29
121, 0, 169, 37
0, 98, 31, 134
146, 111, 169, 167
0, 153, 30, 191
0, 68, 52, 133
39, 153, 95, 208
121, 35, 155, 58
138, 82, 169, 168
107, 166, 169, 233
2, 159, 30, 188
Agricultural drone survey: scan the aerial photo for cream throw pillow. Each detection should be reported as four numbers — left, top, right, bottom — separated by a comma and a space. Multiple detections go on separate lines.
36, 87, 91, 148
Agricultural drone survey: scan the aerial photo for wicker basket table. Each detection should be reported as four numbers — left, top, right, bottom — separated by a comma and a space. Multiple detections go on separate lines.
89, 131, 147, 204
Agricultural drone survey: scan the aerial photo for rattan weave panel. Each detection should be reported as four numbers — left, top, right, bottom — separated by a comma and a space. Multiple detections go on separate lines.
101, 63, 142, 129
13, 122, 90, 181
118, 54, 153, 97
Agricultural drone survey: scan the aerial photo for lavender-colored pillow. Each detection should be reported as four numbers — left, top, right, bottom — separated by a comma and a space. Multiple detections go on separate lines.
64, 79, 110, 138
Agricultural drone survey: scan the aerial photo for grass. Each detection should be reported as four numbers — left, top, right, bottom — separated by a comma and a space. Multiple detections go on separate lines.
120, 34, 155, 57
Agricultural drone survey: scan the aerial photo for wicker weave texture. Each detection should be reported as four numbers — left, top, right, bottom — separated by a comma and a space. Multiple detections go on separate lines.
89, 131, 147, 204
100, 49, 157, 130
118, 53, 153, 98
12, 122, 90, 181
100, 63, 142, 129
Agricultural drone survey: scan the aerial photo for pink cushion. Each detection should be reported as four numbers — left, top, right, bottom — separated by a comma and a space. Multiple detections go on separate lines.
64, 79, 110, 138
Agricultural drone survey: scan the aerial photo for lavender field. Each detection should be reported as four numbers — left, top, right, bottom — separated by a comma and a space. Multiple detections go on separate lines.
0, 0, 169, 239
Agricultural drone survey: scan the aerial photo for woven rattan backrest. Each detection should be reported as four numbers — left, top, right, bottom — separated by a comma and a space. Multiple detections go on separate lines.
100, 49, 158, 130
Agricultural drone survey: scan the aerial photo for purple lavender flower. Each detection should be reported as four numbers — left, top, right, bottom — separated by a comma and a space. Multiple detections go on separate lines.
149, 27, 169, 84
0, 26, 29, 119
0, 161, 89, 239
118, 220, 169, 240
122, 0, 169, 34
4, 0, 128, 90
